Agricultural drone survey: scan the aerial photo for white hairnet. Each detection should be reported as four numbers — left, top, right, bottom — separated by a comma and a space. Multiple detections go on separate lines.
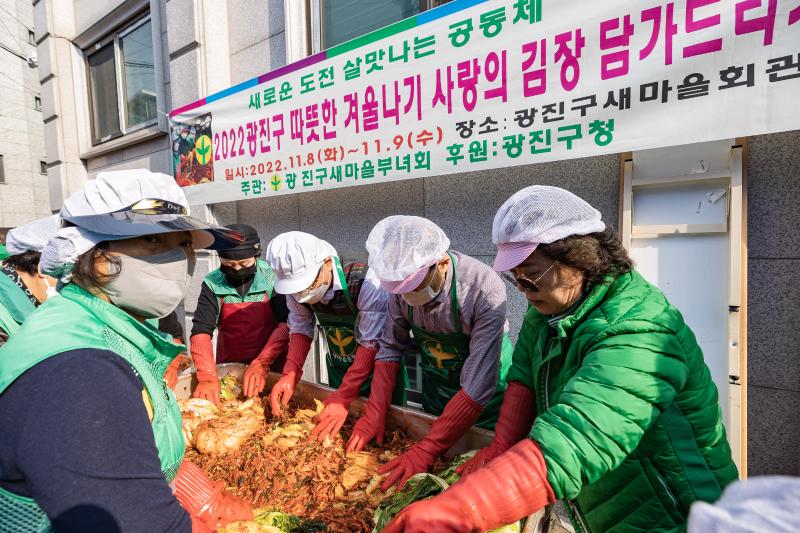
266, 231, 337, 294
492, 185, 605, 245
365, 215, 450, 282
5, 214, 60, 255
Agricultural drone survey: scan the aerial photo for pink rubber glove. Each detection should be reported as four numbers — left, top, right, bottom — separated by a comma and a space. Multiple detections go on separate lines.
311, 344, 376, 441
457, 382, 537, 476
190, 334, 220, 406
173, 461, 253, 531
346, 361, 399, 453
379, 389, 482, 491
382, 440, 555, 533
243, 323, 289, 398
269, 333, 311, 416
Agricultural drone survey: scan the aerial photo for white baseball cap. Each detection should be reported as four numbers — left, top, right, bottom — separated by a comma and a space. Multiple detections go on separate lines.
365, 215, 450, 294
266, 231, 337, 294
492, 185, 605, 272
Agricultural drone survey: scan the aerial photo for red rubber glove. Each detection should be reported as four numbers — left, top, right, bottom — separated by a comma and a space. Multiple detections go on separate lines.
164, 333, 186, 391
269, 333, 312, 416
191, 334, 220, 406
346, 361, 399, 453
173, 461, 253, 531
457, 382, 537, 476
383, 439, 555, 533
379, 389, 482, 491
243, 323, 289, 398
311, 344, 376, 441
164, 356, 182, 390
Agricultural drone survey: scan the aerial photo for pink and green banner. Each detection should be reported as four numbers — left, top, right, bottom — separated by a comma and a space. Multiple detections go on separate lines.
170, 0, 800, 204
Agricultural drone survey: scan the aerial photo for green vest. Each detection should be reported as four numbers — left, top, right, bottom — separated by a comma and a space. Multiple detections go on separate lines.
0, 283, 186, 532
0, 271, 37, 338
312, 258, 408, 405
203, 259, 275, 306
406, 253, 512, 429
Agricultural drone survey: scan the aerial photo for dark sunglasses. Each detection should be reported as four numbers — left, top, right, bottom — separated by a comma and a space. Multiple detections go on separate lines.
501, 263, 556, 292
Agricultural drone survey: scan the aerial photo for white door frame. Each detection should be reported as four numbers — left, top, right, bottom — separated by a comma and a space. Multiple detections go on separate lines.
619, 140, 748, 476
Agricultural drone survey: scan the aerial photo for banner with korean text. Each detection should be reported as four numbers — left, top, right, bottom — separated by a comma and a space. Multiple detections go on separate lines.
170, 0, 800, 204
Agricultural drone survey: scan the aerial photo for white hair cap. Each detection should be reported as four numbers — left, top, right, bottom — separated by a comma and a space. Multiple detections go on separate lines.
5, 214, 60, 255
266, 231, 337, 294
491, 185, 605, 271
365, 216, 450, 286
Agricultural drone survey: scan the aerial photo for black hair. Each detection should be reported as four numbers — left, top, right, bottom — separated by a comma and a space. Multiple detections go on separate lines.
539, 227, 634, 285
2, 251, 41, 275
71, 242, 122, 290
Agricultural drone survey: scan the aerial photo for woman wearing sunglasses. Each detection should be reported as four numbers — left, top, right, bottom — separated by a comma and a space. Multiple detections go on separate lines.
0, 170, 252, 532
384, 185, 737, 533
348, 216, 513, 493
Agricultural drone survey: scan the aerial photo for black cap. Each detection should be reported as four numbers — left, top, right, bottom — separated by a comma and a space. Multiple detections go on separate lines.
219, 224, 261, 259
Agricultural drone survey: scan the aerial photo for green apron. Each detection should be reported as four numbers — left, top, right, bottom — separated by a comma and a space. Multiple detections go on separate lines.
407, 253, 512, 430
0, 272, 37, 338
312, 257, 408, 405
0, 284, 186, 533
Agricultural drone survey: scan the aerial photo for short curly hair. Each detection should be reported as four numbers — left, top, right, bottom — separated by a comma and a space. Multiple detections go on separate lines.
538, 227, 633, 285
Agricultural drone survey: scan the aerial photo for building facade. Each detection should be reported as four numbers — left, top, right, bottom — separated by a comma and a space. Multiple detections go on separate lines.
33, 0, 800, 477
0, 0, 49, 234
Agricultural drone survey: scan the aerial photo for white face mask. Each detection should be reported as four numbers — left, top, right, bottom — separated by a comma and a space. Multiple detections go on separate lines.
106, 248, 192, 318
402, 264, 445, 307
43, 278, 58, 300
402, 284, 440, 307
294, 280, 330, 305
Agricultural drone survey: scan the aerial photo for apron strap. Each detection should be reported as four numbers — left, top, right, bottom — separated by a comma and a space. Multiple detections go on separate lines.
406, 252, 463, 335
332, 257, 357, 315
446, 252, 462, 335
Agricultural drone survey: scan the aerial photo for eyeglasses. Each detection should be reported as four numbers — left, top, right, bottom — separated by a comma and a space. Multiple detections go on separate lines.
502, 263, 556, 292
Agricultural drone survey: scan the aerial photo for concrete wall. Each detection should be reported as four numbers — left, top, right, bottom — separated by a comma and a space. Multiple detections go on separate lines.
0, 0, 50, 228
227, 0, 286, 85
746, 130, 800, 477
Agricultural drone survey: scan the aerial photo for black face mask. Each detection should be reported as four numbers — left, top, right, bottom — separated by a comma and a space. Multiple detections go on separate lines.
221, 264, 256, 284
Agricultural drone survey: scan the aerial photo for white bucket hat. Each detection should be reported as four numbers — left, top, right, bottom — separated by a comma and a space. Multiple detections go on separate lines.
40, 169, 242, 280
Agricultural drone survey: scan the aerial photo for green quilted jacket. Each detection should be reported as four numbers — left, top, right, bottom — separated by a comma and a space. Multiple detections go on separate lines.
507, 270, 738, 532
